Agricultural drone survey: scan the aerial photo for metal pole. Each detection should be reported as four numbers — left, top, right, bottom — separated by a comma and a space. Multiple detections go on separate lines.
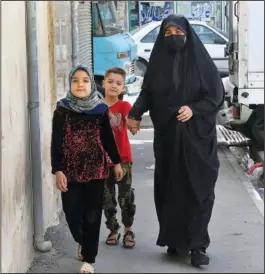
71, 1, 79, 66
26, 0, 52, 252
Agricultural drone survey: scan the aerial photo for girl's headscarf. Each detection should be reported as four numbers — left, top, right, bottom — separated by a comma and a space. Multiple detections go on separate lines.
57, 65, 108, 115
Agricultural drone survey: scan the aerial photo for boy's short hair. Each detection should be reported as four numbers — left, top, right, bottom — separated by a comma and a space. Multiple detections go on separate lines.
105, 67, 126, 81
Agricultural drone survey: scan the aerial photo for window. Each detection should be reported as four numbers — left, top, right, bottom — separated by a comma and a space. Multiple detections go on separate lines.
141, 26, 160, 43
130, 24, 147, 35
208, 24, 229, 39
92, 3, 104, 36
192, 24, 226, 45
98, 1, 121, 35
92, 1, 121, 36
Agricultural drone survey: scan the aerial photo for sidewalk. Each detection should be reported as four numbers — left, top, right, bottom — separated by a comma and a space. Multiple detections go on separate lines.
28, 138, 264, 273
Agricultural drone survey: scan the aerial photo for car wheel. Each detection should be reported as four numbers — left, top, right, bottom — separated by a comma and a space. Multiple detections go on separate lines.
135, 60, 147, 77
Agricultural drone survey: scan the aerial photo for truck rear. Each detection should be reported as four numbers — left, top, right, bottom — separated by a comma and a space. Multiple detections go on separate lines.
224, 1, 264, 149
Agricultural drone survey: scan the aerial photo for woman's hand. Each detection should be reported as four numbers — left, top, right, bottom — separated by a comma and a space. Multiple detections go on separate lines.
177, 106, 193, 122
126, 117, 140, 135
114, 164, 124, 181
55, 171, 68, 192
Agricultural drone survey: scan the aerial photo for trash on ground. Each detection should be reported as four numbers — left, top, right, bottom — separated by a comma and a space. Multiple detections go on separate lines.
230, 147, 264, 200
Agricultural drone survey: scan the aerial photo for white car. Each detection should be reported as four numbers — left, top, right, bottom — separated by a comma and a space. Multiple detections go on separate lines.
130, 20, 229, 77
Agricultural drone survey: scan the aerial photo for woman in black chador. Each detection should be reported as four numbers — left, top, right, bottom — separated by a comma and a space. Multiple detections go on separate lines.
127, 14, 224, 267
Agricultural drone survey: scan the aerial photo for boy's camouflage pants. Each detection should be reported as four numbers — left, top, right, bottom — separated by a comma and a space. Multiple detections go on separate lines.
103, 163, 136, 231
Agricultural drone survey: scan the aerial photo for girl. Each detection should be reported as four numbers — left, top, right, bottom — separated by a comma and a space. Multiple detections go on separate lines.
51, 65, 123, 273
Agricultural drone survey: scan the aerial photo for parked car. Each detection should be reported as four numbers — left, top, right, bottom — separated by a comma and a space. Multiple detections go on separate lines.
130, 20, 229, 77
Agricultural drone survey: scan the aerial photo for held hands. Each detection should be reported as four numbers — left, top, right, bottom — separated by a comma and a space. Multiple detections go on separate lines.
114, 163, 124, 181
55, 171, 68, 192
126, 117, 141, 135
177, 106, 193, 122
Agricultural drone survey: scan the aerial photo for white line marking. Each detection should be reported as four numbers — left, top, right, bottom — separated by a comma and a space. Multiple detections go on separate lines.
139, 128, 154, 131
129, 140, 153, 145
146, 164, 155, 170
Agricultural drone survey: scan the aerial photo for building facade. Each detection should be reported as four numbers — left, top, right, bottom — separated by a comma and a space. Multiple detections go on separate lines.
1, 1, 93, 272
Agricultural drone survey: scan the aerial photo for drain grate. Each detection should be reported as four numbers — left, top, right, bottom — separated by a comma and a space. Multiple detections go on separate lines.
217, 125, 251, 147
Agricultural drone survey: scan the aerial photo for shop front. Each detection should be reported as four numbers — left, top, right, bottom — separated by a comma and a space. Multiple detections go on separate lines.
176, 1, 223, 29
128, 1, 176, 31
127, 1, 227, 32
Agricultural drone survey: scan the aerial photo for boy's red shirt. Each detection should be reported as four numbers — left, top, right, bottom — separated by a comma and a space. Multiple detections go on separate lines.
107, 100, 132, 165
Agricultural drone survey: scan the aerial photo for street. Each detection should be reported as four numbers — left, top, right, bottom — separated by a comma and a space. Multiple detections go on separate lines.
28, 129, 264, 273
3, 1, 264, 273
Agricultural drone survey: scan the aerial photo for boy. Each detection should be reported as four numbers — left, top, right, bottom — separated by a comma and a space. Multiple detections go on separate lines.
102, 67, 136, 249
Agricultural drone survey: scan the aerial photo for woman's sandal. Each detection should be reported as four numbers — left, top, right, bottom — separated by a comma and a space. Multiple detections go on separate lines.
78, 244, 83, 261
123, 230, 135, 249
80, 262, 94, 273
105, 231, 121, 246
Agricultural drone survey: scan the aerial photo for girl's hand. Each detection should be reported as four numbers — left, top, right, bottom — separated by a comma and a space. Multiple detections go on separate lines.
177, 106, 193, 122
55, 171, 68, 192
114, 164, 124, 181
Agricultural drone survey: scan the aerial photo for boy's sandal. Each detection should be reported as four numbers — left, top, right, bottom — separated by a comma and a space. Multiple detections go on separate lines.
78, 245, 83, 261
105, 231, 121, 246
123, 230, 135, 249
80, 262, 94, 273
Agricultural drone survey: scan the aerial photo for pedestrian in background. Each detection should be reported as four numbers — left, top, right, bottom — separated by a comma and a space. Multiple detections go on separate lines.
126, 15, 224, 267
51, 65, 123, 273
102, 67, 136, 249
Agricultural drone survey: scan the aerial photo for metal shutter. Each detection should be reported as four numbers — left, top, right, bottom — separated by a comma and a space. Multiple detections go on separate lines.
77, 1, 93, 70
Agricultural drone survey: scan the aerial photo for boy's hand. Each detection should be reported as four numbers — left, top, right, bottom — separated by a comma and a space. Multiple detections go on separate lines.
130, 127, 139, 135
114, 164, 124, 181
126, 117, 140, 135
55, 171, 68, 192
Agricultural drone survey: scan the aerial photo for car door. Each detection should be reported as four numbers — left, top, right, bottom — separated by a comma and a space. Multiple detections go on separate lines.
138, 26, 160, 61
191, 24, 228, 74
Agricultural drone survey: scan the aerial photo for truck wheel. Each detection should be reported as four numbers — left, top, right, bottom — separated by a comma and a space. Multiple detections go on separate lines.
135, 60, 147, 77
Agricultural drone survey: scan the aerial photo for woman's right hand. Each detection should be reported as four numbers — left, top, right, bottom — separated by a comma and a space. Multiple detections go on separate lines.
126, 117, 140, 135
55, 171, 68, 192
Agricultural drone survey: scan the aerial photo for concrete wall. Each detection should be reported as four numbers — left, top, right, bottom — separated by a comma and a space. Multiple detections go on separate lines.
1, 2, 61, 273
